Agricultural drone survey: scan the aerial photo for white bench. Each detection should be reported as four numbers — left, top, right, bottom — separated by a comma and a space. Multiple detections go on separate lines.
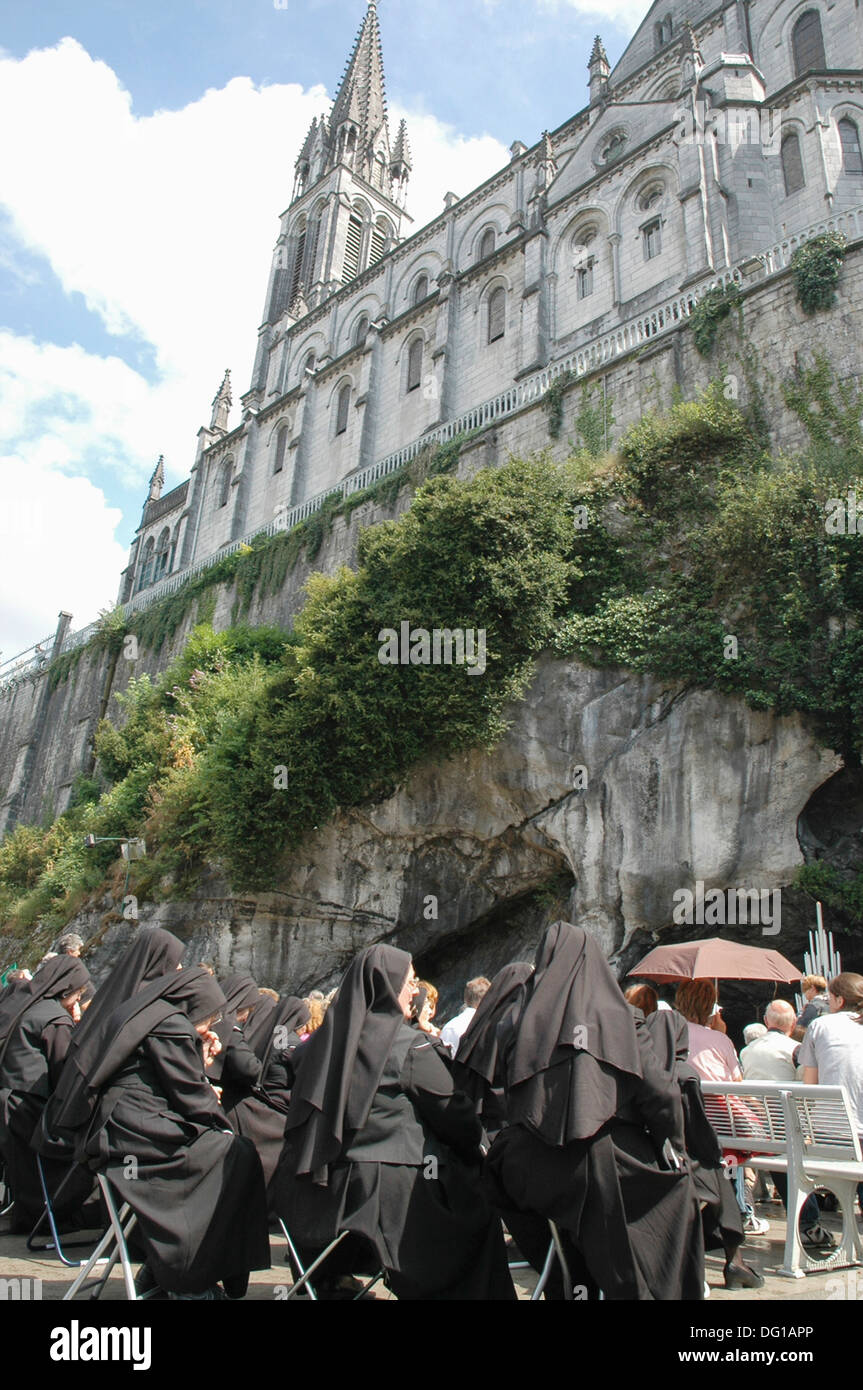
700, 1082, 863, 1278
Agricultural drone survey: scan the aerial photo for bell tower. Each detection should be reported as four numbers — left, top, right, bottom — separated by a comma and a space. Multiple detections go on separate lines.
250, 0, 413, 397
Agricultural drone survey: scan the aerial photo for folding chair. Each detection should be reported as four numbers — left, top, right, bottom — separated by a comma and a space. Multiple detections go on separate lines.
64, 1174, 140, 1301
278, 1219, 385, 1300
26, 1154, 100, 1266
530, 1219, 574, 1301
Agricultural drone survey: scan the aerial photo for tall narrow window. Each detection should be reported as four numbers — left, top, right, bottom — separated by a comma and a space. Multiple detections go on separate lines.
412, 274, 429, 305
369, 221, 388, 265
139, 538, 155, 591
343, 214, 364, 282
487, 286, 506, 343
355, 315, 370, 347
407, 338, 423, 392
479, 228, 496, 261
155, 528, 170, 578
219, 461, 233, 509
577, 259, 595, 299
304, 216, 321, 286
273, 424, 288, 474
643, 219, 662, 260
289, 220, 307, 304
839, 118, 863, 174
336, 384, 351, 435
792, 10, 826, 76
781, 133, 805, 193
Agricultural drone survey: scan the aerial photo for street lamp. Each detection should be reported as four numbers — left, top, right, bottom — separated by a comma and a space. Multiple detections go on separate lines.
83, 834, 147, 900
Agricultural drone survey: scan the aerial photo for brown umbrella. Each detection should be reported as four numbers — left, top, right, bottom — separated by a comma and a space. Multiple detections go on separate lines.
629, 937, 801, 985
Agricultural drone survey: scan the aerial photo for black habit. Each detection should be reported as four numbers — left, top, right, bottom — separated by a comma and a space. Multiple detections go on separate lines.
273, 945, 515, 1300
485, 921, 705, 1300
77, 968, 270, 1296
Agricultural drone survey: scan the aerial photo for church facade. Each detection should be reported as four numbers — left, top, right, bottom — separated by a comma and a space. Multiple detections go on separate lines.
119, 0, 863, 605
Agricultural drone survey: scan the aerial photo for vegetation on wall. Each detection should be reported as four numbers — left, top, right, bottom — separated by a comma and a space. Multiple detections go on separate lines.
790, 233, 846, 316
689, 283, 741, 357
543, 370, 575, 440
4, 372, 863, 944
46, 434, 475, 681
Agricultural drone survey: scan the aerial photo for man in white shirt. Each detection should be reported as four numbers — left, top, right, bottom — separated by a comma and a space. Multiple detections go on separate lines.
740, 1001, 799, 1081
743, 999, 824, 1240
439, 976, 491, 1056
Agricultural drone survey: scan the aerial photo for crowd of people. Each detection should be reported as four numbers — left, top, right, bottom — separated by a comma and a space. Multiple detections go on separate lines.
0, 924, 861, 1301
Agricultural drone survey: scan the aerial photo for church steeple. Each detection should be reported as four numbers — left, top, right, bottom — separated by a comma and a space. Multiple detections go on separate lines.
289, 0, 409, 209
147, 455, 165, 502
210, 369, 232, 434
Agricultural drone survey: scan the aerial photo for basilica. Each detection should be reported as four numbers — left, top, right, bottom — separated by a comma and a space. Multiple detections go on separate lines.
119, 0, 863, 606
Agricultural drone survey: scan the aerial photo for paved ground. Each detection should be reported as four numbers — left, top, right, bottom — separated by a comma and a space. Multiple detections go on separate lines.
0, 1192, 854, 1301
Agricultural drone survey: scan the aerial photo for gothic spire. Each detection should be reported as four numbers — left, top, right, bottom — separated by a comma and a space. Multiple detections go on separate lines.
391, 117, 412, 172
210, 369, 232, 433
147, 455, 165, 502
330, 0, 389, 169
589, 34, 609, 67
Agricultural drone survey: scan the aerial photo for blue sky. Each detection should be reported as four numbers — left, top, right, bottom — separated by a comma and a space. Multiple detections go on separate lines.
0, 0, 645, 658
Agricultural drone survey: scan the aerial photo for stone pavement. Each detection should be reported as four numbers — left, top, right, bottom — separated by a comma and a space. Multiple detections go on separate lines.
0, 1196, 853, 1301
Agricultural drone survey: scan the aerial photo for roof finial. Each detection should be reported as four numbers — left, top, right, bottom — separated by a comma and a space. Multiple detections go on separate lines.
147, 455, 165, 502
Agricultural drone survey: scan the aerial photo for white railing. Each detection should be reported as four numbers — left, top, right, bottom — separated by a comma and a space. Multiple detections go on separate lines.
759, 205, 862, 276
4, 205, 860, 692
0, 633, 56, 687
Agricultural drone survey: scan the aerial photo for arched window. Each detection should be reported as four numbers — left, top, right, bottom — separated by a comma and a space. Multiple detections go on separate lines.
407, 337, 423, 393
303, 351, 317, 378
335, 384, 351, 436
781, 133, 805, 194
219, 460, 233, 509
487, 286, 506, 343
412, 274, 429, 306
289, 217, 307, 305
273, 423, 289, 474
573, 227, 597, 300
343, 213, 364, 282
654, 14, 673, 48
792, 10, 826, 76
478, 228, 496, 261
138, 537, 155, 591
355, 315, 370, 347
369, 218, 390, 265
839, 118, 863, 174
155, 528, 171, 579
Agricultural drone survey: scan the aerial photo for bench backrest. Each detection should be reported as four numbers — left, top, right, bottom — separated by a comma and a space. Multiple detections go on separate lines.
786, 1089, 862, 1165
701, 1082, 860, 1166
700, 1082, 788, 1153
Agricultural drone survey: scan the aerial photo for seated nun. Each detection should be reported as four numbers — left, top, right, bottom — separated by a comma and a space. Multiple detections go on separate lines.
0, 955, 91, 1231
59, 967, 271, 1299
207, 974, 263, 1098
485, 921, 705, 1300
222, 994, 310, 1207
452, 962, 532, 1140
272, 944, 515, 1300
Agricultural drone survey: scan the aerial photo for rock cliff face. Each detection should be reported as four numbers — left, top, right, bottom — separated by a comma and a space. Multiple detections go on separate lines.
62, 655, 841, 1018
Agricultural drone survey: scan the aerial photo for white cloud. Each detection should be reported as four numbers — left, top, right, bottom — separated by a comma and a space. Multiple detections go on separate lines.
0, 39, 509, 654
536, 0, 647, 31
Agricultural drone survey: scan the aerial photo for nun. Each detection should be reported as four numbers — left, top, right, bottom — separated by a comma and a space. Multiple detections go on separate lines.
452, 961, 532, 1139
45, 927, 185, 1145
207, 974, 263, 1095
642, 1007, 762, 1290
485, 921, 705, 1300
272, 944, 515, 1300
222, 994, 310, 1201
0, 955, 91, 1231
70, 967, 270, 1298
